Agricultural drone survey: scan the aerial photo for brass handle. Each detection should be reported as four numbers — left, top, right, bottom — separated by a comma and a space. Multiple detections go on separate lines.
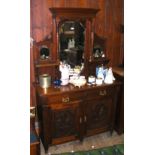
80, 117, 82, 123
99, 90, 107, 96
84, 116, 87, 122
62, 97, 70, 103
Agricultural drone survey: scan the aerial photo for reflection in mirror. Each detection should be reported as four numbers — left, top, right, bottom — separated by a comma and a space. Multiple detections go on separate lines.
59, 21, 85, 68
40, 45, 50, 60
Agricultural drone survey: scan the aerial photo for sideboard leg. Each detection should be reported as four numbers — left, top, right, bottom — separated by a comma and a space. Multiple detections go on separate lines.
44, 144, 49, 154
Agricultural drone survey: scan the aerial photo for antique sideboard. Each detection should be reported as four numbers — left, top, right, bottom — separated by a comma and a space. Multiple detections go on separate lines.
36, 82, 120, 152
33, 7, 122, 153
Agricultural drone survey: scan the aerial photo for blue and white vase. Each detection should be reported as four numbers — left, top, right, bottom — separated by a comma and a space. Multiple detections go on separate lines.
96, 66, 104, 81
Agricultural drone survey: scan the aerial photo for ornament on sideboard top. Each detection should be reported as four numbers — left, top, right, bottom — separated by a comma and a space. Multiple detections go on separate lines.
59, 61, 70, 86
104, 67, 115, 84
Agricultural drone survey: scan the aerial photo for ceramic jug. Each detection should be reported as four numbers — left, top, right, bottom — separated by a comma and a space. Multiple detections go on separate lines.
59, 62, 70, 85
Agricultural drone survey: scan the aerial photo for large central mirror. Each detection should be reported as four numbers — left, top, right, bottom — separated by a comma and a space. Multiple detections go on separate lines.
59, 21, 85, 68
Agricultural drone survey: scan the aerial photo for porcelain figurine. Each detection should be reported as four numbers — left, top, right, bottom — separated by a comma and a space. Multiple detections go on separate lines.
104, 67, 115, 84
68, 38, 75, 49
59, 62, 70, 85
96, 66, 104, 81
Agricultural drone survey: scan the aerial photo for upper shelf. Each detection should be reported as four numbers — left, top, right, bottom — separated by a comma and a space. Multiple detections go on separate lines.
35, 62, 59, 68
89, 57, 110, 65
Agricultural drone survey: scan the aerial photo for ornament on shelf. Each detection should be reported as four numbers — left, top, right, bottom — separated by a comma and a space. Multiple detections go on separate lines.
59, 62, 70, 85
104, 67, 115, 84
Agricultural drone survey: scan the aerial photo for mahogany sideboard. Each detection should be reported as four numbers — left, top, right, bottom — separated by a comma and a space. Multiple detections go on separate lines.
36, 81, 121, 152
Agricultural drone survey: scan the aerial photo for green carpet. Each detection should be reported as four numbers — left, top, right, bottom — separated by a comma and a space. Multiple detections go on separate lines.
54, 144, 124, 155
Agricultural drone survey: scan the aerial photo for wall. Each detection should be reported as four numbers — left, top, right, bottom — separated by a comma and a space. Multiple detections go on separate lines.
30, 0, 124, 106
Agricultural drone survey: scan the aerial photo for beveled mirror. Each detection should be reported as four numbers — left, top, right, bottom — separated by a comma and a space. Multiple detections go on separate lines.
59, 21, 85, 68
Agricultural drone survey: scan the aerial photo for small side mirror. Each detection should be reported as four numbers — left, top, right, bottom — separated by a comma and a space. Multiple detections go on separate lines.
40, 46, 50, 59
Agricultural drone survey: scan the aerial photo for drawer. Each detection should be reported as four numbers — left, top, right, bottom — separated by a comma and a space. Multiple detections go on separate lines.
86, 87, 115, 99
48, 99, 82, 110
47, 92, 84, 104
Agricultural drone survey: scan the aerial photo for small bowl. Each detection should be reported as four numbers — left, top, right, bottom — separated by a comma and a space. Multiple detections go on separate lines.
72, 79, 86, 87
88, 76, 96, 83
79, 76, 85, 79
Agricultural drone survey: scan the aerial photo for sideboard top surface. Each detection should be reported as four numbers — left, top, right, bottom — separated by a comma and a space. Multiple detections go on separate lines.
36, 81, 121, 97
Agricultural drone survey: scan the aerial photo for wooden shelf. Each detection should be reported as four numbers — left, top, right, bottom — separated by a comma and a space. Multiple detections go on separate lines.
90, 57, 110, 65
35, 62, 59, 68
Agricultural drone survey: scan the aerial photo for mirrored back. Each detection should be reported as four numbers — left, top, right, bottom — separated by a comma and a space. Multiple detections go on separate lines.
59, 21, 85, 68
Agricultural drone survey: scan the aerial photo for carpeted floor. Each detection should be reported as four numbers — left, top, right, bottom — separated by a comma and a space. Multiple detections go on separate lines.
46, 144, 124, 155
40, 131, 124, 155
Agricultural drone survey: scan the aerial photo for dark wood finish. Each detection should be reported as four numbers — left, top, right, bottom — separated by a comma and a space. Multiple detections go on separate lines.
32, 39, 60, 83
48, 100, 81, 144
36, 82, 120, 152
49, 7, 99, 18
49, 7, 103, 79
30, 145, 40, 155
85, 98, 113, 135
31, 3, 123, 153
30, 45, 36, 107
113, 67, 124, 134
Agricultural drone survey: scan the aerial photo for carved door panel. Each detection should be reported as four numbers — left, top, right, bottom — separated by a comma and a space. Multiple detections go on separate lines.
50, 102, 81, 140
85, 98, 113, 135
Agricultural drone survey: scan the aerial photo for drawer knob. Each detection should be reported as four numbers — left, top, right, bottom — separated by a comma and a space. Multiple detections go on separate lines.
99, 90, 107, 96
62, 97, 70, 103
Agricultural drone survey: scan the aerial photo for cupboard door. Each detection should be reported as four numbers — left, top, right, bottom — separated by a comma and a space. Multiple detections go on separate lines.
85, 98, 113, 136
49, 101, 81, 144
